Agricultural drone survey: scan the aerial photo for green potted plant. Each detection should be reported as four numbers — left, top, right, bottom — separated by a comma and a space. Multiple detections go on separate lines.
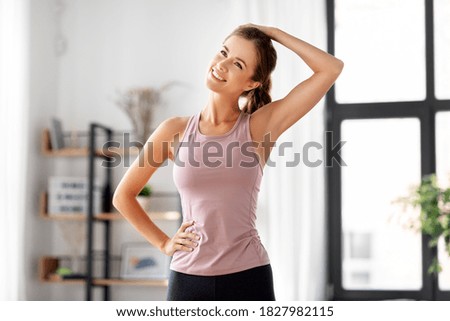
394, 173, 450, 275
136, 184, 152, 212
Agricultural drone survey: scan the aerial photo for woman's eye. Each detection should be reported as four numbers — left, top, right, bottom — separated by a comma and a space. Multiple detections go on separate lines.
220, 50, 227, 57
235, 62, 242, 69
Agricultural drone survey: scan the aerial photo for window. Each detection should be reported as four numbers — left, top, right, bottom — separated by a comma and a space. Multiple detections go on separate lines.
335, 0, 426, 103
341, 118, 422, 291
434, 0, 450, 100
436, 112, 450, 291
327, 0, 450, 300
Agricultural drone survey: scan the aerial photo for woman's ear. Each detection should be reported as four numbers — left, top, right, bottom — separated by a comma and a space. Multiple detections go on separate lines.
244, 81, 261, 92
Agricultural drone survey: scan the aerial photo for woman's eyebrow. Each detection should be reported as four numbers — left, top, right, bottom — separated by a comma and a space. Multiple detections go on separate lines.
223, 45, 247, 68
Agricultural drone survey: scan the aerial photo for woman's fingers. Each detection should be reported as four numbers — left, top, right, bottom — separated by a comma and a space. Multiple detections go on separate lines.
179, 232, 200, 240
176, 236, 199, 249
238, 23, 276, 40
171, 221, 201, 252
176, 243, 193, 252
178, 220, 195, 232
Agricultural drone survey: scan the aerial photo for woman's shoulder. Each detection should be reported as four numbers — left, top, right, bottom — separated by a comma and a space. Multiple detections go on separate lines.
159, 116, 192, 138
163, 115, 189, 124
162, 115, 192, 135
159, 115, 194, 161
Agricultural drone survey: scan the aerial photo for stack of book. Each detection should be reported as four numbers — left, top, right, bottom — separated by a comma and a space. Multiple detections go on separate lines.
48, 176, 103, 215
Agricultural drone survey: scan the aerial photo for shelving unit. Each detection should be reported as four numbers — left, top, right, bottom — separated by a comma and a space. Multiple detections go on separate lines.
40, 123, 181, 300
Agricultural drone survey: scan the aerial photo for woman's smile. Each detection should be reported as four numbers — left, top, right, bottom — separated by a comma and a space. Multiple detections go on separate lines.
211, 68, 226, 82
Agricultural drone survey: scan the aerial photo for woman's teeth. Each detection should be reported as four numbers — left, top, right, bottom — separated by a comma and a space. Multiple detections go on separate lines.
212, 69, 225, 81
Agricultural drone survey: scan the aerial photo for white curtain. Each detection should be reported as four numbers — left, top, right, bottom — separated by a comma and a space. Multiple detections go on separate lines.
0, 0, 29, 300
231, 0, 328, 300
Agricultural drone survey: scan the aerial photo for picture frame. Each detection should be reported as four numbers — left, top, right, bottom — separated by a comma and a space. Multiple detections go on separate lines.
120, 242, 170, 279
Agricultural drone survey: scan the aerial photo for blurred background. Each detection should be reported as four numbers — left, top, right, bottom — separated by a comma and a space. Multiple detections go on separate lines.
0, 0, 449, 301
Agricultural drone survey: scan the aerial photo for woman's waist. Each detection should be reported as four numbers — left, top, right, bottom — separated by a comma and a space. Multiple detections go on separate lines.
186, 223, 260, 245
171, 231, 268, 266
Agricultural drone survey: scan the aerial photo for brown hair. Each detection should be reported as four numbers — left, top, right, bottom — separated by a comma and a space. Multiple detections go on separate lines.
225, 26, 277, 114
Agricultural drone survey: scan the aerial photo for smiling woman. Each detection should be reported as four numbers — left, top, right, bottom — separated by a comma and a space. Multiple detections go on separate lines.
113, 22, 343, 301
205, 26, 277, 116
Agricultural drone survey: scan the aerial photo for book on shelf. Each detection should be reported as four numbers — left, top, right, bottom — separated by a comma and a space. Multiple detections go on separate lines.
49, 117, 65, 150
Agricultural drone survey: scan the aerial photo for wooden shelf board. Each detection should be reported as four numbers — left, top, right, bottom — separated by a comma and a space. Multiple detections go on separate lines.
93, 278, 168, 287
41, 211, 180, 222
40, 277, 168, 287
96, 212, 181, 221
42, 128, 141, 157
41, 214, 87, 221
41, 278, 86, 285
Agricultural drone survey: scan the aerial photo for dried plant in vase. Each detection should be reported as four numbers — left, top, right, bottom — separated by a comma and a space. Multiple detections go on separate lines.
115, 85, 172, 144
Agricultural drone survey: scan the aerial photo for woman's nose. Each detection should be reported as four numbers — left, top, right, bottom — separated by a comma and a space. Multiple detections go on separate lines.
216, 59, 228, 72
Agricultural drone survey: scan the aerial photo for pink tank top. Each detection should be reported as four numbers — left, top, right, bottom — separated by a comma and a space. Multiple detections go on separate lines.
170, 110, 270, 276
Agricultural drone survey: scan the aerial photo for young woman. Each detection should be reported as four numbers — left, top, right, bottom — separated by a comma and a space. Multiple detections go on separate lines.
113, 23, 343, 301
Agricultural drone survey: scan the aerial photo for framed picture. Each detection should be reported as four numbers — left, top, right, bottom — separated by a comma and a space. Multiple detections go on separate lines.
120, 242, 170, 279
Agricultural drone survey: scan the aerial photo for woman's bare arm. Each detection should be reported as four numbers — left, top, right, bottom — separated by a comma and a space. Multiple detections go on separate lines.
112, 117, 198, 255
249, 23, 344, 140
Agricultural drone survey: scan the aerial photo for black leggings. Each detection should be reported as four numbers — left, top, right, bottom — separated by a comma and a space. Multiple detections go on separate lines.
166, 264, 276, 301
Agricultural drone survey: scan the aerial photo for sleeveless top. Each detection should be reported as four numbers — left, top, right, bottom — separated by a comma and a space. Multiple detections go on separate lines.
170, 110, 270, 276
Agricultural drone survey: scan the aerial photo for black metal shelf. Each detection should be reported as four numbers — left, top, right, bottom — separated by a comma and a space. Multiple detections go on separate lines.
85, 123, 182, 300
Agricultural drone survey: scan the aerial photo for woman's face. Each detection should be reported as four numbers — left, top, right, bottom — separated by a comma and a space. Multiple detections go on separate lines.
205, 35, 260, 96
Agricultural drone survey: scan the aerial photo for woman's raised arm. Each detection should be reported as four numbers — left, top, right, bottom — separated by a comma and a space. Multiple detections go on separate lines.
248, 23, 344, 140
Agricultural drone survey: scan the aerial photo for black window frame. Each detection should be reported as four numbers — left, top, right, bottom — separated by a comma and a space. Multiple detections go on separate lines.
326, 0, 450, 300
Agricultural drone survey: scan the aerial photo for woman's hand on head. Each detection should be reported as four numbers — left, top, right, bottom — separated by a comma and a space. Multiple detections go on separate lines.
238, 23, 278, 40
162, 220, 200, 256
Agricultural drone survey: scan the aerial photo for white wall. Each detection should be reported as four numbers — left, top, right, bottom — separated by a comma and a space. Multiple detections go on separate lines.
28, 0, 245, 300
57, 0, 237, 129
25, 0, 59, 300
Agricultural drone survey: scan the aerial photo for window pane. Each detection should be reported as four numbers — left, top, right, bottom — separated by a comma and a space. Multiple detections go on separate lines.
436, 112, 450, 290
335, 0, 426, 103
341, 118, 422, 290
434, 0, 450, 99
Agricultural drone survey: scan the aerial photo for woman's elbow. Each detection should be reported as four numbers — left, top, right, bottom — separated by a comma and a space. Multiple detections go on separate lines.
112, 191, 121, 210
333, 58, 344, 75
112, 189, 128, 210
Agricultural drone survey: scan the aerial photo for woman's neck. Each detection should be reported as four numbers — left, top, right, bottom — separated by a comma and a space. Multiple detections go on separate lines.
202, 92, 241, 124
